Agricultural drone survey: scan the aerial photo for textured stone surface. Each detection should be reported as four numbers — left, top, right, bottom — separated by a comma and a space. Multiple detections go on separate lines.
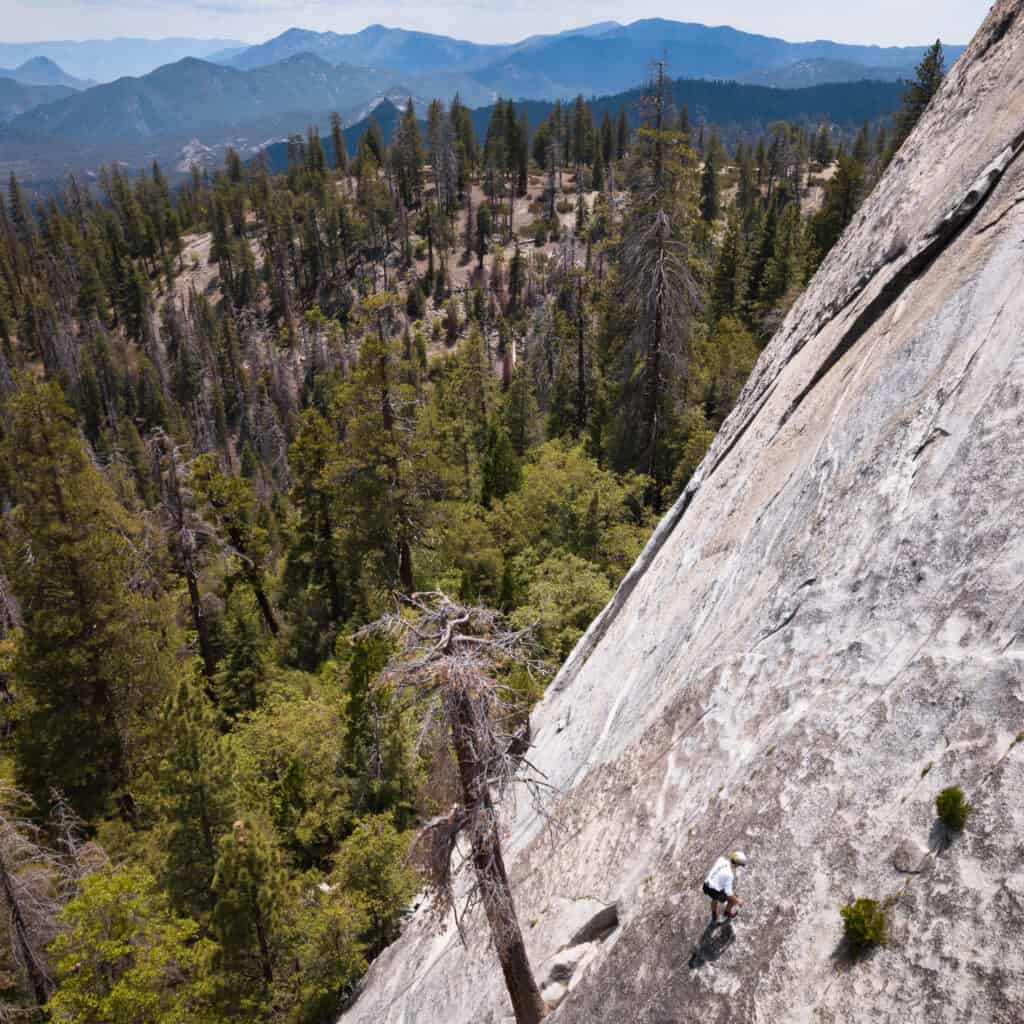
543, 942, 596, 985
342, 4, 1024, 1022
892, 838, 932, 875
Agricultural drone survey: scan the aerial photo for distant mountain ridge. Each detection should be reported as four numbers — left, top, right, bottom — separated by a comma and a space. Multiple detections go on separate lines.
226, 25, 508, 74
223, 19, 967, 97
0, 52, 496, 184
0, 37, 246, 83
0, 57, 93, 90
4, 54, 492, 146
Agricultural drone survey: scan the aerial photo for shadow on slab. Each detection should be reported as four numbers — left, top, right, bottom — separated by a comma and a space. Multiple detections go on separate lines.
687, 922, 736, 969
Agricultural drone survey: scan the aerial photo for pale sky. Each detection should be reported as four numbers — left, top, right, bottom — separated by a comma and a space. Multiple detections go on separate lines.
0, 0, 993, 47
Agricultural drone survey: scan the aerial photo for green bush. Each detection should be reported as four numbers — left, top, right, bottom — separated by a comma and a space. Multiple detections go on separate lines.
936, 785, 971, 831
840, 897, 888, 954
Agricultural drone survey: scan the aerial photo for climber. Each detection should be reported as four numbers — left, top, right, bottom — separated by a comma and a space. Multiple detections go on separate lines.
703, 850, 747, 924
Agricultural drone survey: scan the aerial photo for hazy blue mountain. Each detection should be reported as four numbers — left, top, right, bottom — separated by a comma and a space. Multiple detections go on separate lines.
0, 38, 246, 83
6, 54, 487, 144
226, 21, 632, 73
227, 25, 508, 73
511, 22, 623, 49
471, 20, 966, 98
226, 20, 965, 99
205, 45, 250, 64
0, 54, 493, 184
0, 57, 93, 89
0, 77, 74, 122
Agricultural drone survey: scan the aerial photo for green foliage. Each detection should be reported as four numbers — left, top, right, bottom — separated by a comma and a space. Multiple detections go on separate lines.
211, 818, 292, 1008
497, 440, 650, 582
893, 40, 945, 152
285, 887, 368, 1024
935, 785, 971, 832
481, 412, 521, 508
48, 865, 218, 1024
147, 675, 234, 921
213, 588, 273, 717
839, 897, 888, 955
511, 551, 612, 659
338, 636, 419, 829
331, 815, 418, 956
1, 377, 178, 818
227, 674, 351, 865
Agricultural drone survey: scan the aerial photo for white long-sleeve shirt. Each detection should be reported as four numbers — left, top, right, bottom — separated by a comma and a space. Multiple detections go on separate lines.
705, 856, 734, 896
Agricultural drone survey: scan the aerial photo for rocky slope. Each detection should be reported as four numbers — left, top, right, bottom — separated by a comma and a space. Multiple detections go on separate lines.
341, 3, 1024, 1021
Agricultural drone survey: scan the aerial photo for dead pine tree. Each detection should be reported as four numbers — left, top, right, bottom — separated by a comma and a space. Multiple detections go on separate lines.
366, 592, 550, 1024
150, 430, 218, 685
0, 790, 63, 1012
618, 59, 701, 511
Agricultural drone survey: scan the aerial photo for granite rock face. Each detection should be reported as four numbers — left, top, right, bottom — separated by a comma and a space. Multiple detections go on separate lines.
342, 4, 1024, 1022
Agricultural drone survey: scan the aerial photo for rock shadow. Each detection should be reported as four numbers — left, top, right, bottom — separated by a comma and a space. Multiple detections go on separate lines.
687, 921, 736, 969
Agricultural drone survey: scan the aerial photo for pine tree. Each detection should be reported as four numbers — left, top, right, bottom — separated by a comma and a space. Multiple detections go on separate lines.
893, 40, 946, 153
591, 140, 605, 192
331, 815, 417, 956
711, 209, 747, 324
811, 150, 867, 263
615, 63, 701, 508
151, 677, 234, 922
191, 455, 280, 636
700, 138, 722, 224
394, 99, 425, 209
615, 106, 629, 160
368, 595, 549, 1024
481, 410, 521, 507
282, 409, 350, 668
212, 818, 290, 1000
2, 377, 177, 819
329, 111, 348, 175
338, 636, 417, 827
329, 294, 438, 594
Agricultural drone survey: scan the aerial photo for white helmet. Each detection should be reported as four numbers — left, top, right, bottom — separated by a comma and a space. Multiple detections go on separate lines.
730, 850, 748, 866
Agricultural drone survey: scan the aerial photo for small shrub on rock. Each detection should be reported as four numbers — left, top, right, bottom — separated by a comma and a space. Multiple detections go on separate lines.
936, 785, 971, 831
840, 897, 888, 955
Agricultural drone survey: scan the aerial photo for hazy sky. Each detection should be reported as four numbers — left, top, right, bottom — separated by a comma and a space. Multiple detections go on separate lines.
0, 0, 993, 47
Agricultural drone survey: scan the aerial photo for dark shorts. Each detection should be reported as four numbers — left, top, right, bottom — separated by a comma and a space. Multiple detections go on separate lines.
702, 882, 729, 903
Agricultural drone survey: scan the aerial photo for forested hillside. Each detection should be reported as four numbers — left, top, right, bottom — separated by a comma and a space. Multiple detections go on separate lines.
0, 49, 941, 1023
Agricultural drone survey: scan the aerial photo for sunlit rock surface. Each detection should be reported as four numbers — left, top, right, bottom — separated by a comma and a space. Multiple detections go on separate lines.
342, 4, 1024, 1020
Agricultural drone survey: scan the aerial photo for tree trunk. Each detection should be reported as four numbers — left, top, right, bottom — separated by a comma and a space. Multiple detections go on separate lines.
450, 690, 546, 1024
251, 584, 280, 636
228, 525, 280, 636
319, 494, 342, 621
186, 565, 216, 683
398, 539, 414, 594
252, 896, 274, 985
575, 276, 586, 437
0, 854, 51, 1007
